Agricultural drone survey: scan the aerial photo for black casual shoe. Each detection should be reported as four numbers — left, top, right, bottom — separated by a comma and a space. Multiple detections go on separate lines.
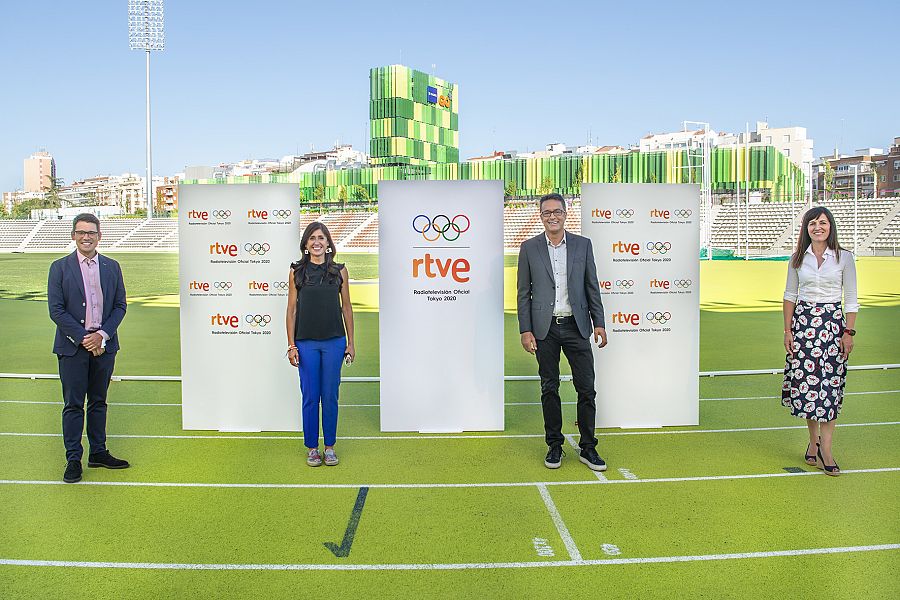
87, 451, 130, 469
544, 445, 565, 469
579, 448, 607, 472
63, 460, 82, 483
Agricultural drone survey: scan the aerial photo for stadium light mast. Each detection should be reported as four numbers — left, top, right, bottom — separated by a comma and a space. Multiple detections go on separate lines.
683, 121, 712, 260
129, 0, 165, 220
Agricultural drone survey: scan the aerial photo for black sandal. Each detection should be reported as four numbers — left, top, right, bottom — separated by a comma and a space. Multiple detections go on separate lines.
817, 446, 840, 477
805, 436, 821, 465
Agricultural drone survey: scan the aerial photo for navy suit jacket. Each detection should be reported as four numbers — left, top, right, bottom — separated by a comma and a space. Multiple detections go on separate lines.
48, 252, 127, 356
517, 231, 605, 340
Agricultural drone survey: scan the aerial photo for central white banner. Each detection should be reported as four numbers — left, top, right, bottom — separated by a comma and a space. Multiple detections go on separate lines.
582, 183, 700, 428
379, 180, 504, 432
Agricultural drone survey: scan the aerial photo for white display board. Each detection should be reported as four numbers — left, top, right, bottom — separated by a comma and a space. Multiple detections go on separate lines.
379, 180, 504, 432
581, 184, 700, 428
178, 184, 301, 431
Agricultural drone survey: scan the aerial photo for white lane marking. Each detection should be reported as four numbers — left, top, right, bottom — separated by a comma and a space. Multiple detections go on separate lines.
1, 389, 896, 408
536, 484, 582, 562
565, 434, 607, 481
0, 467, 897, 491
1, 421, 897, 442
0, 544, 896, 571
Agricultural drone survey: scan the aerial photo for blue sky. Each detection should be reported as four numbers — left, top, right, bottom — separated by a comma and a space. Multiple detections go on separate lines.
1, 0, 897, 192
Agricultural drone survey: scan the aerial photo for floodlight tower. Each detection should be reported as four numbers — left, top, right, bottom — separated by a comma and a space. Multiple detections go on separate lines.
128, 0, 165, 220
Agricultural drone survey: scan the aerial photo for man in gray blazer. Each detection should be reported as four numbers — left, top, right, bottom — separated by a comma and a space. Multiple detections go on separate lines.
517, 193, 607, 471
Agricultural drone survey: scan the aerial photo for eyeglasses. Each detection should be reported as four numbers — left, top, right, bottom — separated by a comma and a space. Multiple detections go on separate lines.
540, 209, 566, 218
74, 230, 99, 237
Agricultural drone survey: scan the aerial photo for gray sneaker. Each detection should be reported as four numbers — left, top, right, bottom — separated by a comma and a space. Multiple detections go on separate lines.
307, 448, 322, 467
324, 448, 339, 466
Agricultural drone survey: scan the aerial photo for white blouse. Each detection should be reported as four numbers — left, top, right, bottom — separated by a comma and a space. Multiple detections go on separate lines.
783, 246, 859, 312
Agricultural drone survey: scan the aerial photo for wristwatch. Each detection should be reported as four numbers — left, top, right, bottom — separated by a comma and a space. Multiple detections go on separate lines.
843, 328, 856, 337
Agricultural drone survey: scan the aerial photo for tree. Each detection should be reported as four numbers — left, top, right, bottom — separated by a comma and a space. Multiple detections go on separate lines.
649, 171, 658, 183
573, 163, 583, 196
504, 180, 518, 198
539, 176, 554, 195
352, 184, 370, 201
823, 160, 835, 201
313, 184, 325, 201
0, 201, 8, 218
612, 164, 622, 183
338, 185, 348, 207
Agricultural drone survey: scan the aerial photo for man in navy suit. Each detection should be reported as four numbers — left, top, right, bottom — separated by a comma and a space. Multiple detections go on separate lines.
517, 194, 608, 472
48, 213, 129, 483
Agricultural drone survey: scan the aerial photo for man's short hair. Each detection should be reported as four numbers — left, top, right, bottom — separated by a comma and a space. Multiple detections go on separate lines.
539, 193, 566, 211
72, 213, 101, 233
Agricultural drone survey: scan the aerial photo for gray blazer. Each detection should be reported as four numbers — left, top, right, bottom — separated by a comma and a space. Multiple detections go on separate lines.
517, 232, 605, 340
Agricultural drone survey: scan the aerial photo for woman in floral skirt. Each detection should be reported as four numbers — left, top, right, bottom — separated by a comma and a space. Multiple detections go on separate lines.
782, 207, 858, 476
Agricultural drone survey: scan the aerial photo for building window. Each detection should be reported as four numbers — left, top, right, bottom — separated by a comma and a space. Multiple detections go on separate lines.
784, 149, 791, 157
765, 136, 772, 145
894, 160, 900, 169
894, 174, 900, 182
783, 134, 791, 143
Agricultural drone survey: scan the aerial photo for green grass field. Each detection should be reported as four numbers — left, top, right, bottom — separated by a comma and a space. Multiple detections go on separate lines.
1, 253, 898, 598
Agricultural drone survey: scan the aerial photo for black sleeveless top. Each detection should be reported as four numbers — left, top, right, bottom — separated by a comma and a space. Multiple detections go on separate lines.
293, 262, 345, 340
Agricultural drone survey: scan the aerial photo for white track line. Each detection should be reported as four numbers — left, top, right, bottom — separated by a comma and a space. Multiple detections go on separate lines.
0, 544, 896, 572
2, 421, 897, 442
565, 434, 607, 481
536, 484, 582, 561
2, 389, 897, 407
1, 467, 897, 490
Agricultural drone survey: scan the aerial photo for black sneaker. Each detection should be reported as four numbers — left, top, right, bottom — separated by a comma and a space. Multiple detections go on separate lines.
63, 460, 82, 483
87, 451, 130, 469
579, 448, 607, 472
544, 445, 565, 469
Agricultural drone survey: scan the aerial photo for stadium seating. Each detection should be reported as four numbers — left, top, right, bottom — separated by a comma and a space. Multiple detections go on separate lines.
1, 197, 898, 253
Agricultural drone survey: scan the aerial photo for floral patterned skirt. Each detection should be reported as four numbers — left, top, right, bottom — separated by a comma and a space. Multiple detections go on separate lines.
781, 301, 847, 422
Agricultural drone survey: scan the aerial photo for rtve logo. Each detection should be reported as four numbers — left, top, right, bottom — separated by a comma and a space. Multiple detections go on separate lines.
612, 311, 641, 326
210, 313, 240, 328
413, 214, 470, 242
247, 209, 292, 220
649, 209, 670, 219
650, 278, 670, 290
612, 241, 641, 256
248, 280, 269, 292
189, 280, 232, 291
189, 209, 231, 221
208, 242, 271, 256
412, 254, 470, 283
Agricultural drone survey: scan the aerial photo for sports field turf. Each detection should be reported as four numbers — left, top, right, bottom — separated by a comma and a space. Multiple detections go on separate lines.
1, 253, 898, 598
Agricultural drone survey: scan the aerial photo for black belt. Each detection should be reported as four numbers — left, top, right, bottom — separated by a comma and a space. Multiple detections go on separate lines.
553, 315, 574, 325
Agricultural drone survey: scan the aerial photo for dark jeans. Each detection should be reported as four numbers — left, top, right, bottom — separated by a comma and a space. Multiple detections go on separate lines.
58, 346, 116, 461
536, 319, 598, 450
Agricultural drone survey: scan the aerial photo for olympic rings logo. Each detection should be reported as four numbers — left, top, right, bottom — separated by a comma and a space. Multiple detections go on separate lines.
271, 281, 289, 291
272, 209, 292, 219
615, 279, 634, 289
646, 311, 672, 324
213, 281, 232, 290
674, 209, 692, 219
244, 242, 271, 255
412, 214, 470, 242
212, 210, 231, 219
673, 279, 692, 288
616, 209, 634, 218
646, 241, 672, 254
245, 314, 272, 327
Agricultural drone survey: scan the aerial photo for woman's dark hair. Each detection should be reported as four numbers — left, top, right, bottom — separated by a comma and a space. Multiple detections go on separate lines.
291, 222, 343, 288
791, 207, 842, 269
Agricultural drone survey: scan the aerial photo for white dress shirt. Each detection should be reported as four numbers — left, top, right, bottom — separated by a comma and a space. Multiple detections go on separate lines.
783, 246, 859, 313
546, 233, 572, 316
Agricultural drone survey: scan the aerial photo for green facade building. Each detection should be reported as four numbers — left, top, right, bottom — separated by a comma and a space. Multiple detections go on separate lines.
369, 65, 459, 167
182, 64, 806, 205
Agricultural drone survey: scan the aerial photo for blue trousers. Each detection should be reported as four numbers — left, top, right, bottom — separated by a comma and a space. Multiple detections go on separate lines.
296, 336, 346, 448
58, 346, 116, 461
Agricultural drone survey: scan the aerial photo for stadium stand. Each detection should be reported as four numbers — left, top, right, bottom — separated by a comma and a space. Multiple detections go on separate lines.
2, 197, 898, 253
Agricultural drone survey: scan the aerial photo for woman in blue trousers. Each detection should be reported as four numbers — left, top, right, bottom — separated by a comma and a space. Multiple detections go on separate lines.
286, 222, 355, 466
